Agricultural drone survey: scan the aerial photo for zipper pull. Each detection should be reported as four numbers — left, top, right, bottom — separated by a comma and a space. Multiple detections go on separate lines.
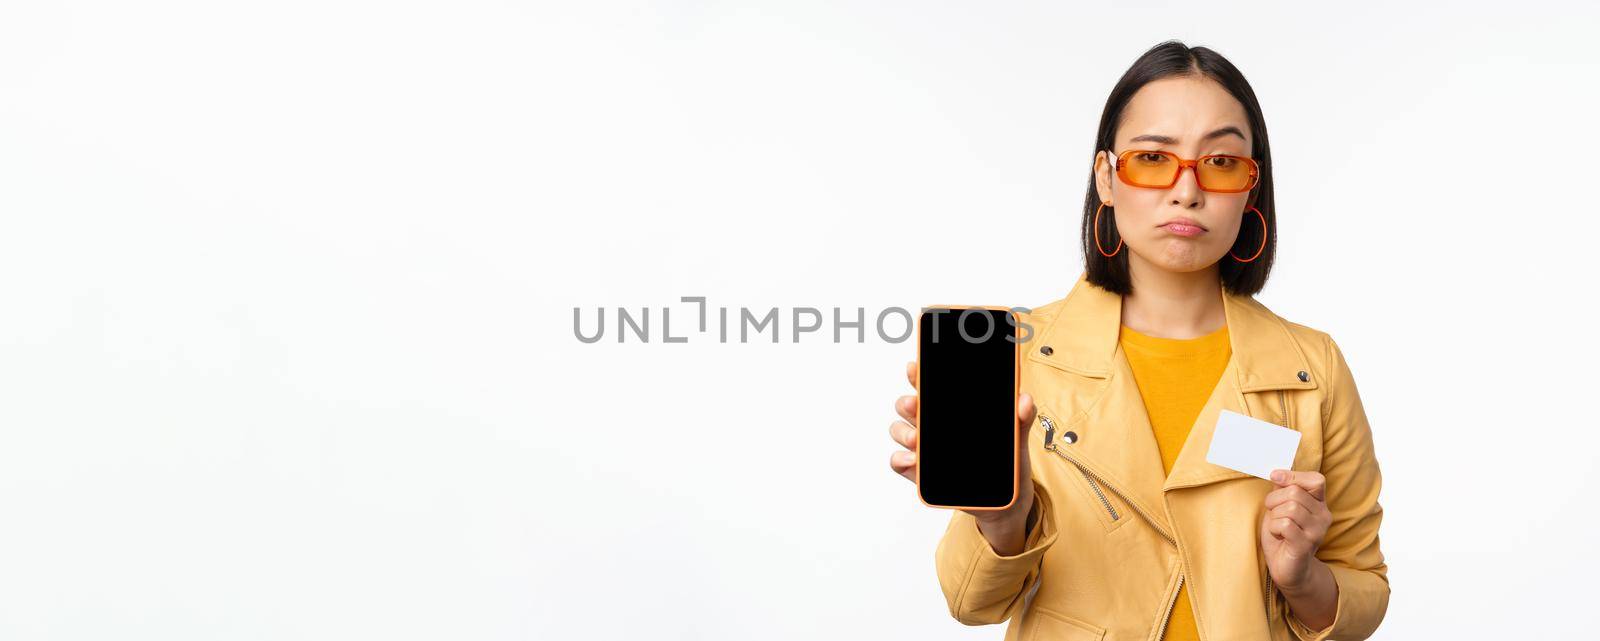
1041, 415, 1056, 450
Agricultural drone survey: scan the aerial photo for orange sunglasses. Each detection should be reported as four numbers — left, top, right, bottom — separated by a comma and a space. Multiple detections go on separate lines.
1106, 149, 1260, 193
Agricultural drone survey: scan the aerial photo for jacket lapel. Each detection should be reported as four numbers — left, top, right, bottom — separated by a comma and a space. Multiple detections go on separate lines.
1028, 272, 1321, 532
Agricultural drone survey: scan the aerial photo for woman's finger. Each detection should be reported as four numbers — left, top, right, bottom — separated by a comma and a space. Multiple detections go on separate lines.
1264, 514, 1289, 541
1266, 515, 1309, 546
1265, 485, 1321, 513
1015, 393, 1036, 433
1273, 517, 1311, 551
905, 361, 918, 389
1269, 470, 1326, 501
1270, 500, 1314, 530
890, 450, 916, 482
1266, 487, 1331, 534
896, 395, 918, 425
889, 420, 917, 450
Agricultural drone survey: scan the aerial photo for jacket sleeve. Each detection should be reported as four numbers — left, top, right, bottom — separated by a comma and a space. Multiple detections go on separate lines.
1287, 336, 1391, 641
933, 478, 1059, 625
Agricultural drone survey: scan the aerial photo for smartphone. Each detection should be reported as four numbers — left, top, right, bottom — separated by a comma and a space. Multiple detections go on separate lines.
915, 306, 1020, 510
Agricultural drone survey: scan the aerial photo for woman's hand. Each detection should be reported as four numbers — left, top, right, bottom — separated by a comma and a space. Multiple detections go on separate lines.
889, 361, 1038, 555
1259, 470, 1331, 588
1260, 469, 1339, 631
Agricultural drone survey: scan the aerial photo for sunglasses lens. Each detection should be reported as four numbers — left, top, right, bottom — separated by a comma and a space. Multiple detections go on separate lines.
1121, 152, 1179, 187
1196, 156, 1255, 191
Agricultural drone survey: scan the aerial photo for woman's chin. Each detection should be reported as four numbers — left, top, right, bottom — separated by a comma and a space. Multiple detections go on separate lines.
1142, 241, 1218, 272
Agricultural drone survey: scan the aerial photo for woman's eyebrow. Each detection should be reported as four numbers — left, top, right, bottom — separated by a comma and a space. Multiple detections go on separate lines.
1128, 126, 1248, 145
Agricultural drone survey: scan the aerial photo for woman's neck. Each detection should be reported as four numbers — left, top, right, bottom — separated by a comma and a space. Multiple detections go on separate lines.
1120, 259, 1226, 340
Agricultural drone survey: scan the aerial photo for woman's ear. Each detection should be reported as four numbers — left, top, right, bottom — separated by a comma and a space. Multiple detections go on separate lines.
1094, 150, 1114, 204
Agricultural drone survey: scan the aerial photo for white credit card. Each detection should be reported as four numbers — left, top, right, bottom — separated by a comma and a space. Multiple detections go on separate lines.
1206, 409, 1302, 481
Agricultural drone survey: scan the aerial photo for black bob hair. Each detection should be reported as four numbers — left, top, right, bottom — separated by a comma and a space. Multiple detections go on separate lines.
1082, 40, 1276, 297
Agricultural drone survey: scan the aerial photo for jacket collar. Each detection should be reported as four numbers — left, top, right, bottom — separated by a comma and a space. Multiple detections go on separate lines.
1029, 271, 1317, 394
1026, 271, 1318, 538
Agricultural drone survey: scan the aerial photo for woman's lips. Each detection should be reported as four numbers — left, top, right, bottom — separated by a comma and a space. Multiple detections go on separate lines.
1160, 222, 1206, 237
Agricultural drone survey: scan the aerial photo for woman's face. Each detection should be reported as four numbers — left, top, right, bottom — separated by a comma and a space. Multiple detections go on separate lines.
1095, 76, 1256, 275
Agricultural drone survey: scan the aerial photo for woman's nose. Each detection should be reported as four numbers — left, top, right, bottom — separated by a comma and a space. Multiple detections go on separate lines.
1169, 165, 1203, 207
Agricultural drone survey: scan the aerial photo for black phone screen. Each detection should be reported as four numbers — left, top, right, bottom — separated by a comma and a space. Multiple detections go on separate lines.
917, 308, 1018, 509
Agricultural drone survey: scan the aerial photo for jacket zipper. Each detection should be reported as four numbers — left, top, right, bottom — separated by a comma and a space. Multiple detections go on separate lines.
1264, 567, 1276, 623
1040, 414, 1175, 546
1155, 574, 1184, 641
1041, 416, 1119, 521
1041, 413, 1185, 638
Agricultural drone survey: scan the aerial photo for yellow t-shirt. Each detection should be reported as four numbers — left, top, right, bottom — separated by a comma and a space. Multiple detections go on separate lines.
1119, 322, 1232, 641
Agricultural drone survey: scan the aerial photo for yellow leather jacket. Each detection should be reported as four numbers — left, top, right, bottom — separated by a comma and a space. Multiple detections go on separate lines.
935, 272, 1388, 641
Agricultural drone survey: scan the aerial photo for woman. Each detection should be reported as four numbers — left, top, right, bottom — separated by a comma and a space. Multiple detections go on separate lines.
887, 41, 1388, 641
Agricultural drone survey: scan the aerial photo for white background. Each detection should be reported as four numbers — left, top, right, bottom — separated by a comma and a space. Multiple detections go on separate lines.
2, 1, 1597, 639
